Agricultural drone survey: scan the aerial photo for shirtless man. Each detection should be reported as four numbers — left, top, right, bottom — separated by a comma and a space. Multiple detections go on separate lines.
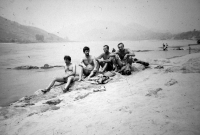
96, 45, 116, 72
110, 42, 135, 72
78, 46, 99, 81
42, 55, 76, 93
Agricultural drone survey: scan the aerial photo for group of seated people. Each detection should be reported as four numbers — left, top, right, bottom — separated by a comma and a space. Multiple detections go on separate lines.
42, 43, 139, 93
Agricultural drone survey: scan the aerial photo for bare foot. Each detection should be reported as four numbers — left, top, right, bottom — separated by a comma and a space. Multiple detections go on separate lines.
63, 88, 69, 93
41, 88, 50, 94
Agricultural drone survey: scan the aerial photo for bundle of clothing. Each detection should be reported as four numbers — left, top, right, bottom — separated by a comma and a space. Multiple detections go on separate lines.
118, 58, 149, 75
87, 71, 116, 84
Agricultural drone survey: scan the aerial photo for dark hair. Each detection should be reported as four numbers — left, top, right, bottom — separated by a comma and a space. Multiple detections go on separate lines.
64, 55, 71, 61
118, 42, 124, 47
83, 46, 90, 52
103, 45, 109, 49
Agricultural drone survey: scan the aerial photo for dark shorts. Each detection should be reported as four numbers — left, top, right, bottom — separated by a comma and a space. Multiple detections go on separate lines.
98, 60, 114, 71
106, 62, 114, 71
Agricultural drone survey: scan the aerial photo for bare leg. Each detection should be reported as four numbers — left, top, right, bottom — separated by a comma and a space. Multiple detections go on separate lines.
102, 63, 108, 72
113, 54, 124, 71
87, 70, 95, 80
63, 76, 74, 93
87, 62, 100, 79
99, 61, 107, 72
126, 56, 133, 65
42, 77, 66, 93
111, 57, 118, 71
78, 66, 84, 82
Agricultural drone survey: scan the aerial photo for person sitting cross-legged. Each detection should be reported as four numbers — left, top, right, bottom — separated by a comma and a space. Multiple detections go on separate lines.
96, 45, 117, 72
110, 42, 135, 73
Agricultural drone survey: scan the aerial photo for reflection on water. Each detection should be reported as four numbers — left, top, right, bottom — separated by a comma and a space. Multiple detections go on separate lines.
0, 40, 197, 106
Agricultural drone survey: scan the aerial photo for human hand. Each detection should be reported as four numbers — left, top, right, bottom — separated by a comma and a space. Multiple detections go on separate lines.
124, 54, 128, 60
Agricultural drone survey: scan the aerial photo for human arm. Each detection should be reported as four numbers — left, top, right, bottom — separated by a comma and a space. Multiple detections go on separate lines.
96, 53, 105, 63
78, 58, 86, 68
97, 53, 112, 63
124, 49, 135, 59
96, 53, 103, 60
102, 57, 112, 63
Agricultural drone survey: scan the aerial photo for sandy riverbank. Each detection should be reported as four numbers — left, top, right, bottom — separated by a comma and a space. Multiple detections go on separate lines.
0, 52, 200, 135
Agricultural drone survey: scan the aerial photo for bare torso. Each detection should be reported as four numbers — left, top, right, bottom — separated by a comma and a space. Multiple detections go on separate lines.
83, 55, 94, 65
101, 52, 111, 60
64, 63, 75, 76
116, 49, 130, 60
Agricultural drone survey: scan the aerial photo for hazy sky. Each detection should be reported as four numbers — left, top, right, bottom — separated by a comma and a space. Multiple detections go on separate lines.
0, 0, 200, 35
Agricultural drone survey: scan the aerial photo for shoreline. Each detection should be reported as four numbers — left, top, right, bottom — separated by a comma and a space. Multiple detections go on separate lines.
1, 48, 199, 107
0, 52, 200, 134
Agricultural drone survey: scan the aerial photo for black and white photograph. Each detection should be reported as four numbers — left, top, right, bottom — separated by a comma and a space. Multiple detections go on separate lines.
0, 0, 200, 134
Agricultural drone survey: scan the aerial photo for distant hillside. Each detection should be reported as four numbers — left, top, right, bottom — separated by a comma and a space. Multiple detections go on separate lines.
0, 16, 65, 43
173, 30, 200, 40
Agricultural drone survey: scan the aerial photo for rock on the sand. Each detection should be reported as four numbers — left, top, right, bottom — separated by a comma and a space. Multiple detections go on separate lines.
146, 88, 163, 97
74, 92, 91, 101
165, 79, 178, 86
44, 98, 62, 105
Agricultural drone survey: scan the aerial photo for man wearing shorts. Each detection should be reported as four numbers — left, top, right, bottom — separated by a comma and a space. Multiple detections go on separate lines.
78, 46, 99, 81
42, 55, 76, 93
96, 45, 116, 72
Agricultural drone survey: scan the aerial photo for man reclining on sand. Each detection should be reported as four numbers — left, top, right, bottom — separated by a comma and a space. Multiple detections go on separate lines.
96, 45, 117, 72
78, 46, 99, 81
110, 42, 135, 74
41, 55, 76, 93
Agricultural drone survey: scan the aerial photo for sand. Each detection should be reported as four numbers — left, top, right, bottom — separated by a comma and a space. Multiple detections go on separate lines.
0, 53, 200, 135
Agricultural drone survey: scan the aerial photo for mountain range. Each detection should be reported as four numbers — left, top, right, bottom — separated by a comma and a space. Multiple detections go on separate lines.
55, 20, 172, 41
0, 16, 199, 43
0, 16, 64, 43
